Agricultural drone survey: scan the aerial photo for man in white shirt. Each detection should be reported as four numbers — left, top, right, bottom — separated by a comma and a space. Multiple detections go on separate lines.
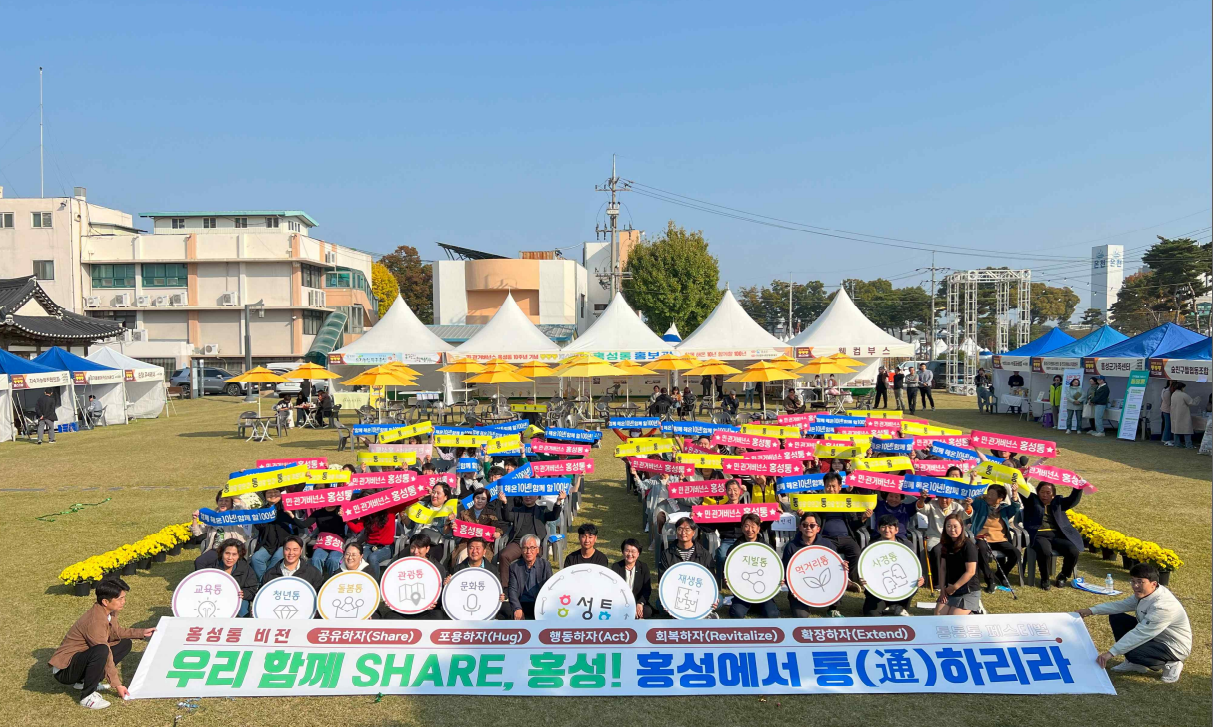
1075, 563, 1191, 683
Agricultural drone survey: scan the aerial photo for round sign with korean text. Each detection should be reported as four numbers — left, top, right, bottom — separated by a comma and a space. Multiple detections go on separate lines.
316, 570, 380, 620
171, 569, 242, 618
535, 563, 636, 621
786, 545, 848, 608
441, 567, 504, 621
657, 561, 718, 619
381, 557, 443, 615
251, 576, 318, 620
723, 541, 783, 604
857, 540, 922, 602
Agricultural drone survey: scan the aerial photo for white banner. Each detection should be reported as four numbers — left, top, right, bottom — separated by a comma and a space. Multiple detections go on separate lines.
129, 614, 1114, 698
1117, 370, 1149, 440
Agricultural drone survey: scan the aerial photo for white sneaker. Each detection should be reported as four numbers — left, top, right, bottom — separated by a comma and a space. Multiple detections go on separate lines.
893, 607, 912, 617
1163, 441, 1174, 447
829, 609, 844, 618
1110, 661, 1149, 674
72, 681, 110, 691
79, 692, 110, 710
1091, 431, 1105, 437
1161, 661, 1184, 683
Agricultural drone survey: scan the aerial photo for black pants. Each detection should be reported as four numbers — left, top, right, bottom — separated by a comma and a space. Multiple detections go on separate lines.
1109, 613, 1183, 668
977, 540, 1020, 585
862, 593, 912, 616
53, 640, 131, 698
790, 595, 843, 617
829, 535, 862, 585
1031, 534, 1079, 581
907, 390, 916, 413
919, 386, 934, 408
874, 388, 888, 409
729, 598, 780, 619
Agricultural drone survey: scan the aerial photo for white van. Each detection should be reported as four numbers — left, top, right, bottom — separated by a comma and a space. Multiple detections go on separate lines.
264, 361, 331, 397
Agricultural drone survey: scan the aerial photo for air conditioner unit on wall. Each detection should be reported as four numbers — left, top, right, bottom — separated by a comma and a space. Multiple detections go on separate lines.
130, 329, 148, 342
170, 293, 187, 306
114, 293, 131, 307
153, 296, 168, 307
85, 296, 100, 307
308, 289, 326, 307
203, 343, 220, 356
220, 291, 237, 306
136, 295, 150, 307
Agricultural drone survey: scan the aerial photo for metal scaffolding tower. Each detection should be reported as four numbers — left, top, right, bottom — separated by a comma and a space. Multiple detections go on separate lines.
944, 269, 1031, 395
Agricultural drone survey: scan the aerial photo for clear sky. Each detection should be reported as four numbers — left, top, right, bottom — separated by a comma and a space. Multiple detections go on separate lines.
0, 1, 1208, 309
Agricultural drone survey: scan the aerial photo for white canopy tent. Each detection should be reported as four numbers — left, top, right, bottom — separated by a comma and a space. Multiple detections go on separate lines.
0, 375, 11, 441
453, 293, 563, 362
330, 295, 455, 403
676, 288, 790, 360
562, 292, 674, 360
786, 288, 915, 385
88, 347, 167, 419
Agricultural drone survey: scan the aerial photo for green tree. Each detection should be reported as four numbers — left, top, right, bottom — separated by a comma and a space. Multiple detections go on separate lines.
1109, 271, 1167, 334
737, 279, 828, 333
378, 245, 433, 324
1029, 283, 1080, 327
1079, 307, 1105, 328
623, 220, 721, 334
1140, 236, 1213, 318
370, 262, 398, 318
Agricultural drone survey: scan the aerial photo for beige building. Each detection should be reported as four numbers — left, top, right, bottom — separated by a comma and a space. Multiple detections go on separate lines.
0, 187, 377, 369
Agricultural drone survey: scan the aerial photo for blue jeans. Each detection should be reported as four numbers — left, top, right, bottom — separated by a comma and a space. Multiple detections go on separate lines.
250, 546, 284, 580
715, 539, 736, 580
363, 544, 394, 572
1161, 413, 1172, 442
312, 548, 345, 574
729, 598, 780, 619
744, 388, 755, 406
1065, 408, 1082, 432
1092, 404, 1107, 432
1175, 433, 1192, 447
237, 601, 250, 617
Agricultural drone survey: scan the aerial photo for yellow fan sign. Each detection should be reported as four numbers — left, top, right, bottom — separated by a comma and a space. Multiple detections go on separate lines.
739, 423, 802, 438
305, 468, 352, 485
853, 456, 914, 472
356, 451, 419, 467
377, 421, 434, 444
789, 493, 878, 512
675, 453, 741, 469
616, 439, 675, 458
486, 434, 523, 455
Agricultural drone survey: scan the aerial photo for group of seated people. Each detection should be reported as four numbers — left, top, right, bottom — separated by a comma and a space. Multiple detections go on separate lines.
271, 383, 335, 429
647, 385, 742, 421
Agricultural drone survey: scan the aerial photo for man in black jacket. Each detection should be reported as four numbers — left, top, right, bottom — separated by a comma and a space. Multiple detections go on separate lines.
261, 536, 324, 592
250, 489, 296, 580
35, 388, 57, 444
658, 518, 715, 574
507, 534, 552, 619
874, 367, 889, 409
495, 490, 564, 589
563, 523, 609, 568
892, 370, 906, 410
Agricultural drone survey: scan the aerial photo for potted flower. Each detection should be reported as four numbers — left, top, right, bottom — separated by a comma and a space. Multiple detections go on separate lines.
1121, 537, 1143, 570
59, 559, 106, 596
1098, 530, 1124, 561
1153, 547, 1183, 586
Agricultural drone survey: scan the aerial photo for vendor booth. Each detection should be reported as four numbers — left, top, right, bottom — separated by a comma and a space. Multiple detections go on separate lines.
34, 346, 127, 426
87, 347, 167, 419
0, 348, 73, 437
786, 287, 915, 387
989, 328, 1076, 408
1024, 325, 1128, 418
1144, 335, 1212, 438
676, 288, 790, 361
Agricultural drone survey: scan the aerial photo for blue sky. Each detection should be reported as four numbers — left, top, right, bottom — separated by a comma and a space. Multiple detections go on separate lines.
0, 1, 1208, 309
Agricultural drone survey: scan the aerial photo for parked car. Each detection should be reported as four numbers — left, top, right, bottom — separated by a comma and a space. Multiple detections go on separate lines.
265, 361, 331, 397
896, 360, 947, 388
169, 367, 243, 396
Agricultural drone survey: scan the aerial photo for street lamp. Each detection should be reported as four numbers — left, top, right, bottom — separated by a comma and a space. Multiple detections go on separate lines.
243, 298, 265, 402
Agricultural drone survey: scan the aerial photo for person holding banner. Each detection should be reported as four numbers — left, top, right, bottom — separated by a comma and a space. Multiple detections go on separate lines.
1076, 563, 1192, 682
48, 577, 155, 709
382, 535, 447, 620
215, 539, 259, 616
612, 538, 654, 618
658, 518, 715, 575
808, 472, 865, 592
700, 480, 749, 578
935, 514, 980, 615
860, 515, 923, 617
782, 512, 846, 618
296, 504, 349, 575
1020, 481, 1083, 590
726, 514, 782, 619
496, 488, 565, 589
507, 534, 552, 620
250, 489, 297, 580
968, 484, 1021, 592
352, 502, 408, 573
564, 523, 610, 568
451, 489, 501, 567
262, 536, 324, 591
190, 491, 250, 557
870, 492, 918, 539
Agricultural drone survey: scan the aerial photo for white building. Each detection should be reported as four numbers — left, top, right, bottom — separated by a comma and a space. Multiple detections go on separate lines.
0, 187, 378, 370
1091, 244, 1125, 317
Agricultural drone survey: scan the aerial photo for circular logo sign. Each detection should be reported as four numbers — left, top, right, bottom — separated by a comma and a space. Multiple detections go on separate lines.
657, 561, 718, 619
316, 570, 381, 620
381, 557, 443, 614
857, 540, 922, 602
441, 567, 503, 621
172, 569, 242, 618
786, 545, 848, 608
252, 576, 318, 620
535, 564, 636, 621
723, 541, 783, 604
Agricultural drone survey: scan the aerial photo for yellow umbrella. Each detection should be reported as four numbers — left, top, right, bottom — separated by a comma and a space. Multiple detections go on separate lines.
341, 370, 417, 387
483, 358, 519, 371
227, 367, 288, 415
380, 361, 423, 378
613, 359, 659, 406
648, 353, 698, 392
466, 369, 532, 404
281, 362, 341, 380
683, 359, 742, 412
552, 355, 629, 401
727, 363, 799, 416
793, 360, 857, 376
514, 360, 553, 401
768, 354, 801, 370
821, 352, 865, 367
439, 357, 486, 403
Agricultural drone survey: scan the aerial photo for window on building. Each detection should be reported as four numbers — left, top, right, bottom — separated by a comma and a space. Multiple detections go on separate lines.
171, 218, 185, 229
234, 217, 248, 229
0, 213, 13, 228
324, 267, 370, 294
335, 305, 365, 334
33, 260, 54, 280
288, 220, 300, 232
32, 212, 52, 228
142, 263, 188, 287
203, 217, 216, 229
302, 309, 324, 335
266, 217, 279, 228
91, 264, 137, 288
301, 263, 325, 289
87, 310, 137, 329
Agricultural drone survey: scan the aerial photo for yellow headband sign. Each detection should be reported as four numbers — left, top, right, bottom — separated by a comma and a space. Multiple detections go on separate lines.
434, 434, 492, 447
485, 434, 523, 455
510, 403, 547, 413
377, 421, 434, 444
407, 499, 459, 524
676, 453, 741, 469
814, 443, 863, 459
901, 422, 962, 436
222, 464, 307, 497
305, 468, 352, 485
789, 493, 877, 512
356, 451, 419, 467
853, 456, 914, 473
616, 439, 675, 458
739, 423, 802, 438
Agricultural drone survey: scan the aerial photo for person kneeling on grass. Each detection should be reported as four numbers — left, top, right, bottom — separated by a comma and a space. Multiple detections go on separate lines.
49, 577, 155, 710
859, 515, 923, 617
1075, 563, 1192, 683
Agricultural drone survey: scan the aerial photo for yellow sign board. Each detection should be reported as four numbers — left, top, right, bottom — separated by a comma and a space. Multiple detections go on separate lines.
222, 464, 307, 497
789, 493, 878, 512
675, 453, 742, 469
814, 443, 863, 459
355, 451, 419, 467
434, 434, 492, 447
739, 423, 802, 438
853, 456, 914, 473
616, 439, 675, 458
510, 403, 548, 413
485, 433, 523, 455
304, 468, 352, 485
377, 420, 435, 444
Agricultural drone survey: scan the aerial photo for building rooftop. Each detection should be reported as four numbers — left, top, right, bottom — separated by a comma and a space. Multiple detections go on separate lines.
140, 210, 319, 227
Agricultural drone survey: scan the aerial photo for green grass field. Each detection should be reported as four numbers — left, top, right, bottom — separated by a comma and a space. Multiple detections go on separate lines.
4, 393, 1210, 726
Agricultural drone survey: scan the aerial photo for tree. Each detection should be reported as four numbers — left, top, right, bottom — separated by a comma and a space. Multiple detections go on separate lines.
738, 279, 828, 333
1109, 271, 1167, 335
1078, 308, 1105, 328
370, 262, 398, 318
1029, 283, 1080, 327
1140, 236, 1212, 318
838, 279, 932, 333
378, 245, 433, 324
623, 220, 721, 334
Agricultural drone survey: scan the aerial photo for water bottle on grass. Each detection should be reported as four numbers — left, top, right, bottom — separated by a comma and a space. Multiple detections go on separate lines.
1105, 574, 1114, 590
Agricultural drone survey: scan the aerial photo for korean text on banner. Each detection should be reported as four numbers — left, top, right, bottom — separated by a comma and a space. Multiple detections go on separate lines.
739, 423, 802, 438
486, 434, 523, 455
1026, 465, 1095, 492
530, 459, 595, 477
789, 494, 877, 512
692, 503, 784, 523
197, 507, 277, 527
615, 440, 675, 458
377, 421, 434, 444
712, 430, 781, 450
451, 520, 498, 539
912, 459, 977, 477
847, 471, 909, 495
668, 480, 728, 498
356, 451, 418, 467
904, 476, 988, 499
969, 431, 1058, 458
676, 453, 741, 470
340, 482, 427, 521
257, 457, 327, 470
531, 440, 592, 456
305, 469, 351, 486
722, 459, 802, 477
222, 464, 306, 497
128, 615, 1115, 698
627, 458, 694, 477
1117, 370, 1150, 441
853, 456, 913, 473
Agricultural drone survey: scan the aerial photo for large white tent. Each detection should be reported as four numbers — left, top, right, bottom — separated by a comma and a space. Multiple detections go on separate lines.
786, 288, 914, 385
561, 292, 674, 360
88, 347, 167, 419
453, 293, 563, 362
676, 288, 790, 360
0, 374, 11, 441
331, 295, 453, 366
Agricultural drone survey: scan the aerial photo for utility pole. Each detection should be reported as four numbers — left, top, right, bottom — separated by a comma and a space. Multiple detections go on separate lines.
788, 273, 794, 337
917, 252, 949, 358
39, 67, 44, 198
595, 156, 631, 297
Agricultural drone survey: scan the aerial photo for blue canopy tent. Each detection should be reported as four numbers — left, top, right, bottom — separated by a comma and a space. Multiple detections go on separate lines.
33, 346, 127, 425
1025, 325, 1129, 417
662, 323, 682, 344
0, 348, 73, 440
1143, 336, 1213, 439
990, 327, 1076, 403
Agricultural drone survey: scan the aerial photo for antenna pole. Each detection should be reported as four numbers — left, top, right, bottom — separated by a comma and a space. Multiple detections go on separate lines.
39, 67, 44, 198
595, 156, 631, 297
